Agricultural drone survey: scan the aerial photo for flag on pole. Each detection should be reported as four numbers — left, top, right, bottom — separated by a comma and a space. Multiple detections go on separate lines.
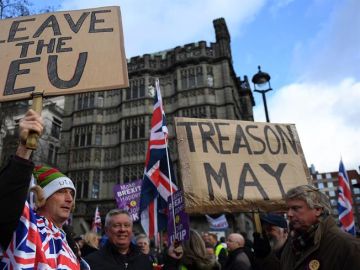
337, 160, 355, 235
140, 79, 178, 238
92, 206, 102, 234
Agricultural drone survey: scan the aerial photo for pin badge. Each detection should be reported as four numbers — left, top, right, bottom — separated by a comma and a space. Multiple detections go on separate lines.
309, 259, 320, 270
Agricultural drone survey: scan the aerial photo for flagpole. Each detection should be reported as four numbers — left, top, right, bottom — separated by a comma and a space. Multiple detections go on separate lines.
165, 136, 177, 239
156, 78, 177, 239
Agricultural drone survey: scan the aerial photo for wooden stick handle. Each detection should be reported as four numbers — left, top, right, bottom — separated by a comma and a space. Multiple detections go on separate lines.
26, 93, 43, 150
254, 212, 262, 233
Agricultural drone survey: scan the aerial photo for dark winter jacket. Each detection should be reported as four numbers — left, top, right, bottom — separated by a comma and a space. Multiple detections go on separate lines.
282, 216, 360, 270
0, 155, 34, 251
260, 216, 360, 270
81, 243, 98, 257
85, 241, 153, 270
224, 247, 252, 270
163, 253, 220, 270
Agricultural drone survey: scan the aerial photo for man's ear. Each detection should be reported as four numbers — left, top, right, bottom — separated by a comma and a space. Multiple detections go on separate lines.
314, 207, 323, 217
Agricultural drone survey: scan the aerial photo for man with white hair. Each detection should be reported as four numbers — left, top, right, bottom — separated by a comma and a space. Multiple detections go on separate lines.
85, 209, 153, 270
224, 233, 252, 270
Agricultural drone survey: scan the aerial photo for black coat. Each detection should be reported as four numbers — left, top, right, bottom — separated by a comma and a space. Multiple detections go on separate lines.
85, 242, 153, 270
224, 247, 252, 270
0, 156, 34, 251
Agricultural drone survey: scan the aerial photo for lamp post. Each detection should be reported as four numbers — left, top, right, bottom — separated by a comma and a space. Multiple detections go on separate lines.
252, 66, 272, 123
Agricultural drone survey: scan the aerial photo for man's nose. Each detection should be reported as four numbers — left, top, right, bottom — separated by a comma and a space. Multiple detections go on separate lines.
65, 191, 73, 201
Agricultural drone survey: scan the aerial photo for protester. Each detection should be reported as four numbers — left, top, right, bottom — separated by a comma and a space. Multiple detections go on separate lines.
164, 229, 220, 270
224, 233, 252, 270
0, 109, 81, 269
81, 231, 100, 257
85, 209, 153, 269
64, 226, 91, 270
220, 236, 227, 249
208, 232, 227, 269
136, 233, 151, 254
254, 213, 288, 259
255, 184, 360, 270
261, 213, 288, 256
136, 233, 158, 264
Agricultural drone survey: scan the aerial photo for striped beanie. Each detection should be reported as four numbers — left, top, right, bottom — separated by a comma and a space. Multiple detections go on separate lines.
33, 165, 76, 200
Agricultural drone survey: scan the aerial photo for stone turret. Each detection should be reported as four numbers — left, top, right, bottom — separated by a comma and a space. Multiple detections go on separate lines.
213, 18, 231, 58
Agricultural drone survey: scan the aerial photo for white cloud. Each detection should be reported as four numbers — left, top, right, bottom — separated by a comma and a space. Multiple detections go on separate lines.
254, 78, 360, 172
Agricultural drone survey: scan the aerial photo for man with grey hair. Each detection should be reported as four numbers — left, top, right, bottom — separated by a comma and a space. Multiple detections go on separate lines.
85, 209, 153, 270
136, 234, 151, 255
257, 184, 360, 270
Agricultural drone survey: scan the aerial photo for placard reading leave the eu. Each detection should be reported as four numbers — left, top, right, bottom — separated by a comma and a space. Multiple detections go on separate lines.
0, 6, 128, 102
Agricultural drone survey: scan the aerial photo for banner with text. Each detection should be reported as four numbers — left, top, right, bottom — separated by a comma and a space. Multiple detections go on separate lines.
167, 190, 190, 245
205, 214, 229, 231
175, 117, 310, 214
113, 179, 142, 221
0, 6, 128, 102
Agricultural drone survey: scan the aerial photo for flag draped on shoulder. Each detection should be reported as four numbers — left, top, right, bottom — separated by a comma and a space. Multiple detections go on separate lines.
337, 160, 355, 235
92, 206, 102, 234
140, 79, 178, 238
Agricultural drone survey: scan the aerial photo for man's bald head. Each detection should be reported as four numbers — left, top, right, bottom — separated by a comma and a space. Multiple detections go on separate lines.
226, 233, 245, 251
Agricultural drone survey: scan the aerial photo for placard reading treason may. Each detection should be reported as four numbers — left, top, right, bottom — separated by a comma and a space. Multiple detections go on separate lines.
175, 117, 311, 214
0, 6, 128, 102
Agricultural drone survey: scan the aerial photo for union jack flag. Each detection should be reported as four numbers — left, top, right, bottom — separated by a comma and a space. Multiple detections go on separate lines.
140, 79, 178, 238
0, 201, 79, 269
337, 159, 356, 235
91, 206, 102, 234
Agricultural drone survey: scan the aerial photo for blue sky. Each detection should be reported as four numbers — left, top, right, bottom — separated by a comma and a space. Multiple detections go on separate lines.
33, 0, 360, 172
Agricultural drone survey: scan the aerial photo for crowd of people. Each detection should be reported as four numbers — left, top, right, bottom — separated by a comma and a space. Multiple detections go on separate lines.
1, 109, 360, 269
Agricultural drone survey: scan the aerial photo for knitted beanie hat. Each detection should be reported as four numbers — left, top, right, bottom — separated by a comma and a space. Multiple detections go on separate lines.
33, 165, 76, 200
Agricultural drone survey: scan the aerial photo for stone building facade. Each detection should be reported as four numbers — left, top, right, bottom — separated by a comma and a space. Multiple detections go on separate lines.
0, 98, 63, 167
58, 18, 255, 233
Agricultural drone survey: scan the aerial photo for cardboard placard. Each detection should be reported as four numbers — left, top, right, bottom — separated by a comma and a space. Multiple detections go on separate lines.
0, 6, 128, 102
175, 117, 311, 214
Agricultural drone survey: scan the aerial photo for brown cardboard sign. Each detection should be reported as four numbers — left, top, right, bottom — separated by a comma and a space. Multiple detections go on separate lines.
0, 6, 128, 102
175, 117, 310, 214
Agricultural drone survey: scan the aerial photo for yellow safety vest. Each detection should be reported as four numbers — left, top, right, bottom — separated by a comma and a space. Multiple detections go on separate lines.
215, 243, 227, 258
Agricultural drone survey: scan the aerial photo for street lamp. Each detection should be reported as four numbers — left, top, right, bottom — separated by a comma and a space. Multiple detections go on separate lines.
252, 66, 272, 123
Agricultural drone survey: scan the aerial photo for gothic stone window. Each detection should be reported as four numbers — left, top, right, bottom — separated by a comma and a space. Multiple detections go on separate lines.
47, 144, 59, 165
124, 117, 145, 141
77, 92, 95, 110
73, 125, 93, 147
123, 164, 143, 183
50, 117, 62, 139
71, 171, 90, 199
180, 66, 204, 89
126, 78, 146, 100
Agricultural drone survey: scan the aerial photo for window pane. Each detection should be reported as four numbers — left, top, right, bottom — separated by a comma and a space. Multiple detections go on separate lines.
48, 144, 54, 164
87, 133, 92, 146
74, 134, 79, 146
80, 134, 86, 146
83, 180, 89, 199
